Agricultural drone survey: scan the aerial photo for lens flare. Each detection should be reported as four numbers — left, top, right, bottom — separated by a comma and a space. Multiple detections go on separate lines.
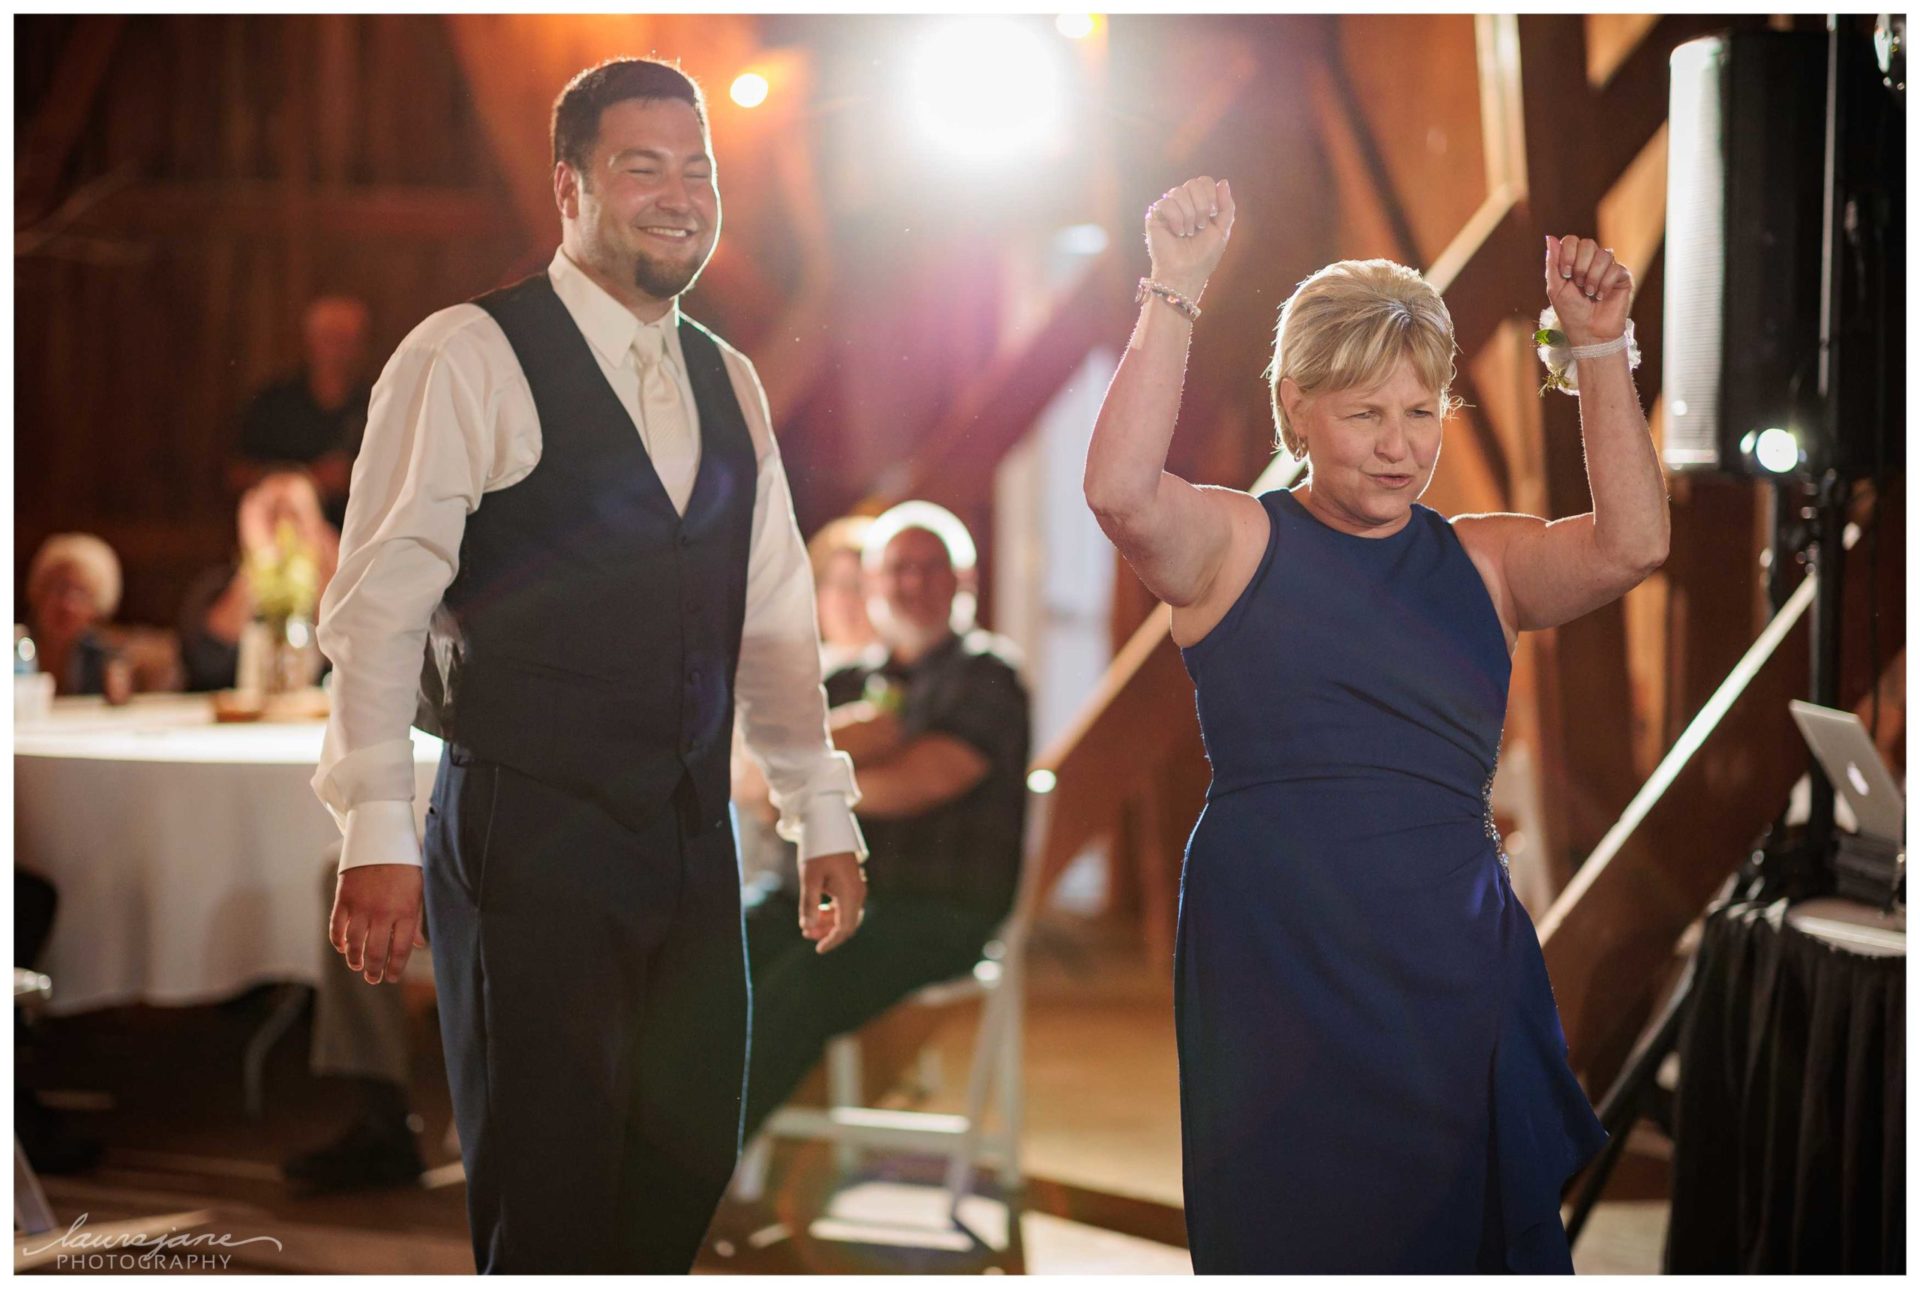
910, 18, 1066, 159
730, 72, 769, 109
1754, 427, 1800, 474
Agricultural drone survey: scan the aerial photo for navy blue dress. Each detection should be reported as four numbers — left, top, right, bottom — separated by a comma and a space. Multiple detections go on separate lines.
1175, 487, 1607, 1273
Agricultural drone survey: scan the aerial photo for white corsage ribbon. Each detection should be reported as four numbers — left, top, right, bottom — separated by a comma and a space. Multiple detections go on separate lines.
1534, 308, 1640, 395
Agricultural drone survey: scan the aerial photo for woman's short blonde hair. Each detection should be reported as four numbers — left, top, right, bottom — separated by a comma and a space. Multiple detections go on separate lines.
27, 533, 122, 619
806, 515, 874, 586
1264, 258, 1461, 458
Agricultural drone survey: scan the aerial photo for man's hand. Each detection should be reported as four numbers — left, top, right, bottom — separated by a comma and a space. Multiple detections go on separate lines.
797, 851, 866, 954
330, 863, 426, 985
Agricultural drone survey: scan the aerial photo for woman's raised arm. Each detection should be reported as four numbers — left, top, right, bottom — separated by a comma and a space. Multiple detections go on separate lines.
1084, 176, 1260, 612
1457, 235, 1670, 637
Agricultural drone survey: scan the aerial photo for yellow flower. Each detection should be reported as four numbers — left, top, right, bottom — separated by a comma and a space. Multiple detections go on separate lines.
246, 519, 320, 625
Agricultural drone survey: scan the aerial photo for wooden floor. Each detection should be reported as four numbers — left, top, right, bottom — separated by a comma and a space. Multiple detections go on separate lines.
14, 914, 1670, 1274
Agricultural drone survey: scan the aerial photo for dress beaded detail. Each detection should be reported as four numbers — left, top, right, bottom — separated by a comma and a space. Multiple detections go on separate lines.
1174, 487, 1606, 1273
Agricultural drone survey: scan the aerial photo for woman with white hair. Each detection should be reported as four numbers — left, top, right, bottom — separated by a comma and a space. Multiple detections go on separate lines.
25, 533, 124, 697
1084, 177, 1668, 1272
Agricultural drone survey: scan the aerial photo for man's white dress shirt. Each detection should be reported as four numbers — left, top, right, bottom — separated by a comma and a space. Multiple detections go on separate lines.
314, 248, 863, 872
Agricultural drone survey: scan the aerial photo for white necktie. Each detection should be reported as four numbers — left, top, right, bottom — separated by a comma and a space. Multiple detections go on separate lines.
634, 327, 697, 515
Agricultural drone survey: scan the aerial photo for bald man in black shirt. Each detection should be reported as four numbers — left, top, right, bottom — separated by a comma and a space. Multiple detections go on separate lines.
738, 512, 1030, 1142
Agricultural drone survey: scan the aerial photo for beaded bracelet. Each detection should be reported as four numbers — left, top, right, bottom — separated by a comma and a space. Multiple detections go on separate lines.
1137, 277, 1201, 322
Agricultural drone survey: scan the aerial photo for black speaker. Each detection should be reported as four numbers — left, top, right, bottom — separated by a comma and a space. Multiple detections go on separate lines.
1662, 27, 1905, 479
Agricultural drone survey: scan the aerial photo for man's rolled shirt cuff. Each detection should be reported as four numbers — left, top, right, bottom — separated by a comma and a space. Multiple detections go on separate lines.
313, 736, 421, 831
795, 793, 867, 864
339, 800, 424, 872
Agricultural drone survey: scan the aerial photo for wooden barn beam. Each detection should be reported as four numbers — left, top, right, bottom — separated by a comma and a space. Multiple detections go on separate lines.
1589, 14, 1758, 190
16, 16, 126, 226
63, 183, 509, 241
1424, 193, 1537, 360
1537, 571, 1808, 1087
879, 255, 1133, 511
313, 15, 359, 187
442, 16, 586, 246
1319, 55, 1425, 266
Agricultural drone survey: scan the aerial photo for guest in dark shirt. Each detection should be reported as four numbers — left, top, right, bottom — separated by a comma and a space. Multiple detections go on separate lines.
810, 514, 880, 675
230, 295, 372, 527
739, 501, 1031, 1139
732, 514, 879, 891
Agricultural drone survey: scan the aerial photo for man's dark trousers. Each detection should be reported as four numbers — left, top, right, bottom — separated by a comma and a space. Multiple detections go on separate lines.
740, 889, 996, 1139
424, 747, 748, 1273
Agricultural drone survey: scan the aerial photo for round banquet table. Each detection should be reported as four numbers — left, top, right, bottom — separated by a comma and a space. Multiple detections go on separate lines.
14, 693, 440, 1016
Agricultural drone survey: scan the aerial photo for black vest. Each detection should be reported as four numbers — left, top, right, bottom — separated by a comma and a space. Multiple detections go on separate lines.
417, 273, 758, 836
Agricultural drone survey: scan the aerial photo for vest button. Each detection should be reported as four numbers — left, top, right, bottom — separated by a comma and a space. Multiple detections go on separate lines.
688, 669, 702, 687
678, 530, 692, 548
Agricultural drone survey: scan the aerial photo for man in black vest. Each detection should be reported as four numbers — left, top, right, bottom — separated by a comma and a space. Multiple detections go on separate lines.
312, 59, 868, 1273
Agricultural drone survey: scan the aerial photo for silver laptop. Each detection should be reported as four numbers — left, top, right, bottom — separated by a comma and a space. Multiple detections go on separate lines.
1789, 701, 1905, 844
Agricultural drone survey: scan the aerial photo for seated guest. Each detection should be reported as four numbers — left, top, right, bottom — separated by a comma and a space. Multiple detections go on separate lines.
810, 514, 880, 674
230, 295, 372, 527
178, 471, 340, 692
733, 514, 878, 889
24, 533, 126, 698
739, 501, 1031, 1141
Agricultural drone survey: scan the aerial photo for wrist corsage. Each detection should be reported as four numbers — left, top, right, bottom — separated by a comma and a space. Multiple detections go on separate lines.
863, 673, 906, 717
1534, 308, 1639, 396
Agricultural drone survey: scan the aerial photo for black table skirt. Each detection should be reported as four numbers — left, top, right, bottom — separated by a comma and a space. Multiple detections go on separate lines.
1666, 898, 1905, 1273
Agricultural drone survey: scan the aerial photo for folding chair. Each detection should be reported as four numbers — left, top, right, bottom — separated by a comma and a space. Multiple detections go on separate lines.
14, 970, 56, 1235
734, 788, 1054, 1220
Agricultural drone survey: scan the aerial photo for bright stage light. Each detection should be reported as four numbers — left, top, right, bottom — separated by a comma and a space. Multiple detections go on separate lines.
1056, 13, 1098, 40
1054, 223, 1109, 256
1753, 427, 1802, 474
1027, 768, 1058, 795
909, 18, 1067, 160
730, 72, 769, 109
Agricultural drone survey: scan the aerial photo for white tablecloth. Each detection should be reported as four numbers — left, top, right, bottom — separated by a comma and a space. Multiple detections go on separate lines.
14, 694, 440, 1015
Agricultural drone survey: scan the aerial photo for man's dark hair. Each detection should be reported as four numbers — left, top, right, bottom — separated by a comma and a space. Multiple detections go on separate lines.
551, 58, 708, 173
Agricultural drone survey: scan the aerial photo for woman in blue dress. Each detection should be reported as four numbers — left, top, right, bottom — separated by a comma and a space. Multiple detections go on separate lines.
1083, 176, 1669, 1272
